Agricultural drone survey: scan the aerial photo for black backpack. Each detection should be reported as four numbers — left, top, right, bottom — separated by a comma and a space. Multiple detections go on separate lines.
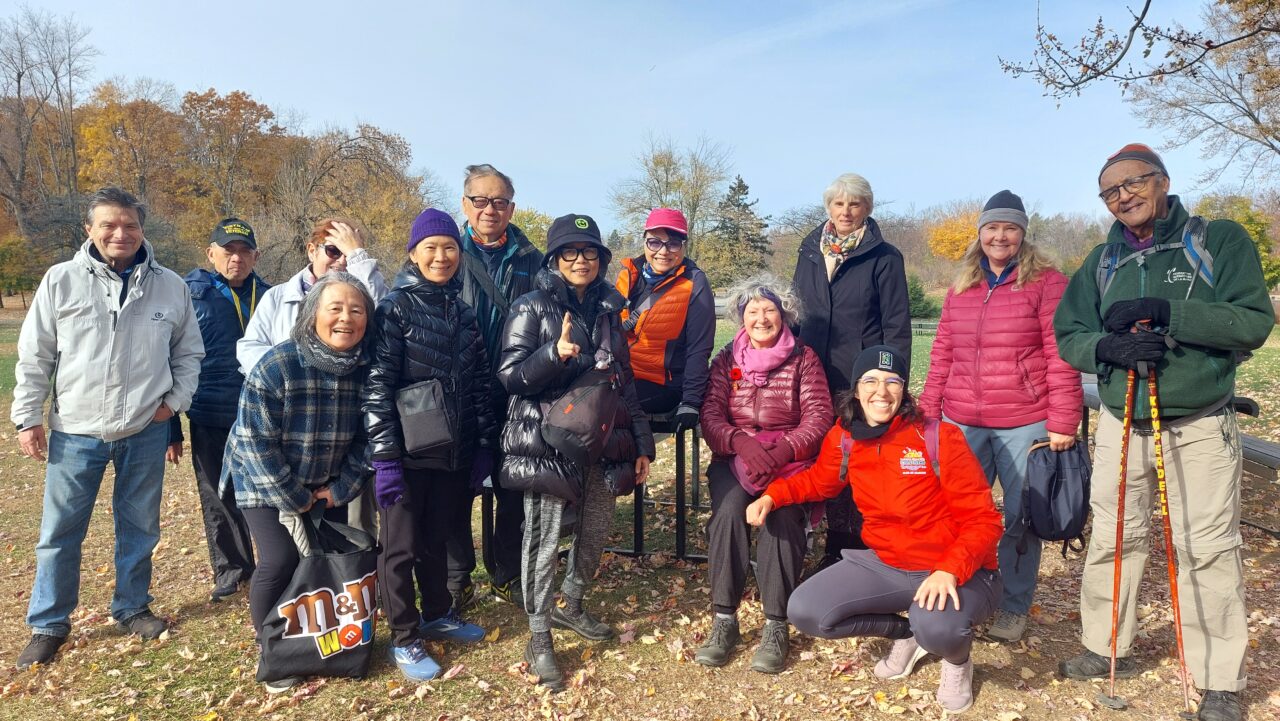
1017, 440, 1092, 561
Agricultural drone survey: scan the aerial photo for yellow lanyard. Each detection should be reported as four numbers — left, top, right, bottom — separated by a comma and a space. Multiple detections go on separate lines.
228, 279, 258, 332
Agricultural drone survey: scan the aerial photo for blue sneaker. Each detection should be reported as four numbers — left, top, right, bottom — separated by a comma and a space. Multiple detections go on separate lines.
419, 609, 485, 643
391, 639, 442, 681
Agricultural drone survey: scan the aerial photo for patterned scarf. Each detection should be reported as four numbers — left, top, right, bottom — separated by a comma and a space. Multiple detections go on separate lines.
820, 221, 867, 263
464, 223, 507, 251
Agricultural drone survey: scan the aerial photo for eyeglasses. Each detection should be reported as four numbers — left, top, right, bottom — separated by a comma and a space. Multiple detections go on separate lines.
558, 246, 600, 262
856, 376, 905, 392
465, 195, 512, 211
322, 245, 344, 260
644, 237, 685, 253
1098, 171, 1163, 203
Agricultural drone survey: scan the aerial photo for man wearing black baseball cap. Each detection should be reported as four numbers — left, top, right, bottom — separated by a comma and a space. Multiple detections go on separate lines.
169, 217, 271, 602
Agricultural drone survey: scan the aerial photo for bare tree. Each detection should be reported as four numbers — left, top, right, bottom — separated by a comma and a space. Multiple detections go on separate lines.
609, 134, 731, 258
0, 5, 95, 238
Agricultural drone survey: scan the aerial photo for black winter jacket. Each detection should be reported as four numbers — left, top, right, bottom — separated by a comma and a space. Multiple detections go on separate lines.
792, 217, 912, 393
363, 264, 497, 471
497, 269, 656, 503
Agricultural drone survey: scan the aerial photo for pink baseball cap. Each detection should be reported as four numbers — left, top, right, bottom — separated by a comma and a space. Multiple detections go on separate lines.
644, 208, 688, 236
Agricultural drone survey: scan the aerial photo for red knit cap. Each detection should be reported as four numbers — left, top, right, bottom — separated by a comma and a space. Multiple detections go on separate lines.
1099, 143, 1168, 181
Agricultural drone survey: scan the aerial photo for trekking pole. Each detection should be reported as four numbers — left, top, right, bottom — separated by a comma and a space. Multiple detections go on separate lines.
1146, 366, 1194, 718
1098, 366, 1137, 712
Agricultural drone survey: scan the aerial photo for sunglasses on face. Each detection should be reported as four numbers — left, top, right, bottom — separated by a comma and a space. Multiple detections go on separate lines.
1098, 171, 1163, 203
558, 246, 600, 262
644, 237, 685, 253
465, 195, 512, 211
322, 245, 344, 260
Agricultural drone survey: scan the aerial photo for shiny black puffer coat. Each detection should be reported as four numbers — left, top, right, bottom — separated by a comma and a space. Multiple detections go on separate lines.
363, 264, 497, 470
497, 269, 655, 503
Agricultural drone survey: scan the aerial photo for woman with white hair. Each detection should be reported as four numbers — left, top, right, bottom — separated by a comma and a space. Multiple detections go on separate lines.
694, 275, 833, 674
792, 173, 912, 569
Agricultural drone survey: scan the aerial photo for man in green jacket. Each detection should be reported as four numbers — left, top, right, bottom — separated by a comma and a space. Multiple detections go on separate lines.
1054, 144, 1273, 721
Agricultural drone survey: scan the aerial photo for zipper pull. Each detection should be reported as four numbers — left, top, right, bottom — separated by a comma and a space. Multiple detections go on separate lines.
983, 285, 996, 304
111, 310, 117, 331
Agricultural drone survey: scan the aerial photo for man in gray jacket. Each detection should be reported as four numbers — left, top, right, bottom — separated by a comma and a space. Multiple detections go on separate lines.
11, 187, 204, 669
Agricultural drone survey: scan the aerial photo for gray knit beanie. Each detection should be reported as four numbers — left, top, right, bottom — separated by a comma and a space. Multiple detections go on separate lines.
977, 190, 1028, 232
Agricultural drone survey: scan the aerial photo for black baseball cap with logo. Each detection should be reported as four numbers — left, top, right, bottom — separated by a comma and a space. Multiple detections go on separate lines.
210, 218, 257, 249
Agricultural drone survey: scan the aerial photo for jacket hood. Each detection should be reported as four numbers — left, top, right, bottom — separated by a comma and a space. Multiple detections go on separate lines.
76, 238, 159, 277
391, 260, 463, 296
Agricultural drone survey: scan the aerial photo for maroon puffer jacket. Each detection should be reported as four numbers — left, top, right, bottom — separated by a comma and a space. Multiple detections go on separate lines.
700, 341, 834, 461
919, 266, 1082, 434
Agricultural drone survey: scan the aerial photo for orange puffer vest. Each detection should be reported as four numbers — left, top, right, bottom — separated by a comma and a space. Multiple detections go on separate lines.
616, 257, 694, 386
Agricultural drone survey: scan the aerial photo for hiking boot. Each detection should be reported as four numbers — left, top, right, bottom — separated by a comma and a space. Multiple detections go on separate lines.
391, 639, 442, 681
16, 634, 66, 670
419, 609, 485, 643
118, 610, 167, 640
985, 610, 1028, 643
874, 636, 928, 680
550, 606, 615, 641
451, 583, 477, 612
524, 638, 565, 692
1057, 649, 1139, 680
750, 620, 789, 674
1197, 690, 1242, 721
263, 676, 302, 694
694, 616, 741, 667
937, 657, 974, 713
491, 579, 522, 605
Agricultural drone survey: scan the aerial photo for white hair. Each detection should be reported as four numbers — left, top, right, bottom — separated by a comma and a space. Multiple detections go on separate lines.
724, 274, 803, 329
822, 173, 874, 211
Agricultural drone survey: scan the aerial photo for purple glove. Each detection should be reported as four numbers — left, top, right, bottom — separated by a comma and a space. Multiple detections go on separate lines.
373, 459, 405, 509
470, 449, 495, 492
731, 433, 773, 479
763, 440, 794, 469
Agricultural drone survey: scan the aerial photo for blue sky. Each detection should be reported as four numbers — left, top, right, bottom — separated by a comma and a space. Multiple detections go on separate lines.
41, 0, 1219, 229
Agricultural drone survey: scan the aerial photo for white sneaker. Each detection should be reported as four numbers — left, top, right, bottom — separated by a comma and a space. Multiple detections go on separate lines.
874, 637, 928, 680
936, 657, 974, 713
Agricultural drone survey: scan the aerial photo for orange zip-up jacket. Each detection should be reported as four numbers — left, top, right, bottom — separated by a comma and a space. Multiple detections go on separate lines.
764, 416, 1001, 584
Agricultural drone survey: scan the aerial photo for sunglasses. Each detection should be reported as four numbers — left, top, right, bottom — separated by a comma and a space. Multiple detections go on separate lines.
465, 195, 513, 211
322, 245, 344, 260
558, 246, 600, 262
644, 237, 685, 253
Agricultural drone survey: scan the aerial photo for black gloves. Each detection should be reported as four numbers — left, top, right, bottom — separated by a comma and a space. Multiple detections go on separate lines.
1096, 330, 1167, 369
1103, 297, 1170, 333
674, 403, 700, 433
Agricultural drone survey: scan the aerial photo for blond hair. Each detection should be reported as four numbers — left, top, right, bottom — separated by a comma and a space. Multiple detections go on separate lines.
952, 233, 1055, 294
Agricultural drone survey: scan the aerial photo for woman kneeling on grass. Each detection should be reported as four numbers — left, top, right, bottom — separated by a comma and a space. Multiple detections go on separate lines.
746, 345, 1002, 714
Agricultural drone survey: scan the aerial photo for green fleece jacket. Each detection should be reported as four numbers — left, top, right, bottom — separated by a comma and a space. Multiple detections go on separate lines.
1054, 195, 1274, 419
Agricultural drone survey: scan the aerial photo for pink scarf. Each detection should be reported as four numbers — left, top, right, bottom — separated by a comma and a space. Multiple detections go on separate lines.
732, 325, 796, 387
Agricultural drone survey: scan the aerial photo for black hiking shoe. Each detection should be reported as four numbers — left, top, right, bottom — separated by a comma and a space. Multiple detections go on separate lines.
524, 638, 566, 692
1197, 690, 1242, 721
694, 616, 741, 668
550, 606, 614, 641
118, 610, 167, 640
17, 634, 66, 670
1057, 649, 1139, 680
750, 620, 789, 674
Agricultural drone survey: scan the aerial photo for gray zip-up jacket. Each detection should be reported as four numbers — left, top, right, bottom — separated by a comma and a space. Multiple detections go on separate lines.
11, 239, 205, 441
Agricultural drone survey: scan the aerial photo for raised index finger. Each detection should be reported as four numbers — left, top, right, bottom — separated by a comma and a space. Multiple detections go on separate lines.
560, 312, 573, 340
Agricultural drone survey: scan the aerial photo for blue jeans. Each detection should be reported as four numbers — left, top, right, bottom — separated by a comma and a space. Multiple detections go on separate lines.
948, 419, 1046, 616
26, 421, 169, 636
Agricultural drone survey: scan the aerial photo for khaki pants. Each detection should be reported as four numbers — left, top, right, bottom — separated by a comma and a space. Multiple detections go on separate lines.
1081, 409, 1247, 692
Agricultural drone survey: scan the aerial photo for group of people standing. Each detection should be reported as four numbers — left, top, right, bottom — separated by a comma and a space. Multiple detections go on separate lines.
11, 144, 1272, 720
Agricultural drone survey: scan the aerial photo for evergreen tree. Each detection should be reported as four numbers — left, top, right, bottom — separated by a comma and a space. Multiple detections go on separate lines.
700, 176, 771, 285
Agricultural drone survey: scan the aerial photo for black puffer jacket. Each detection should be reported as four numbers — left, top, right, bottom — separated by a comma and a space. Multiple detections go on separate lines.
363, 263, 497, 471
498, 269, 656, 503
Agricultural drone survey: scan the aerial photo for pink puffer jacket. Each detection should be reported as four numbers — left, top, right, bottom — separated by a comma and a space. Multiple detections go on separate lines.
700, 343, 834, 461
919, 267, 1082, 434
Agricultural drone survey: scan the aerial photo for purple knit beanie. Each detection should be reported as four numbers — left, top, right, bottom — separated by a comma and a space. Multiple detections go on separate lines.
408, 208, 460, 252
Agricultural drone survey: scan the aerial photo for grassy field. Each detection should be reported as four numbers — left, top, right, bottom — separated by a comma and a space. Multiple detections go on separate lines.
0, 309, 1278, 720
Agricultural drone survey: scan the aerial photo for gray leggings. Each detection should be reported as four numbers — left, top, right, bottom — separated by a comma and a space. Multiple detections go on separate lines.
787, 549, 1002, 664
521, 466, 617, 634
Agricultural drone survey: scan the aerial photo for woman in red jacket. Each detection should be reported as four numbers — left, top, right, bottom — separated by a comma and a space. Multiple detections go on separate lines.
695, 276, 833, 674
918, 190, 1082, 644
747, 345, 1002, 715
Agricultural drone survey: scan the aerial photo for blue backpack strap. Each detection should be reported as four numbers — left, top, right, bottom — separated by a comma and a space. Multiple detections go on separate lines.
1181, 216, 1213, 293
1095, 242, 1124, 298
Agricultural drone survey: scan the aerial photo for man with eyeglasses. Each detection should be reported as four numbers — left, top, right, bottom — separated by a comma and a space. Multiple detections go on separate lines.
168, 218, 271, 603
447, 164, 543, 611
1054, 144, 1272, 721
614, 208, 715, 429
